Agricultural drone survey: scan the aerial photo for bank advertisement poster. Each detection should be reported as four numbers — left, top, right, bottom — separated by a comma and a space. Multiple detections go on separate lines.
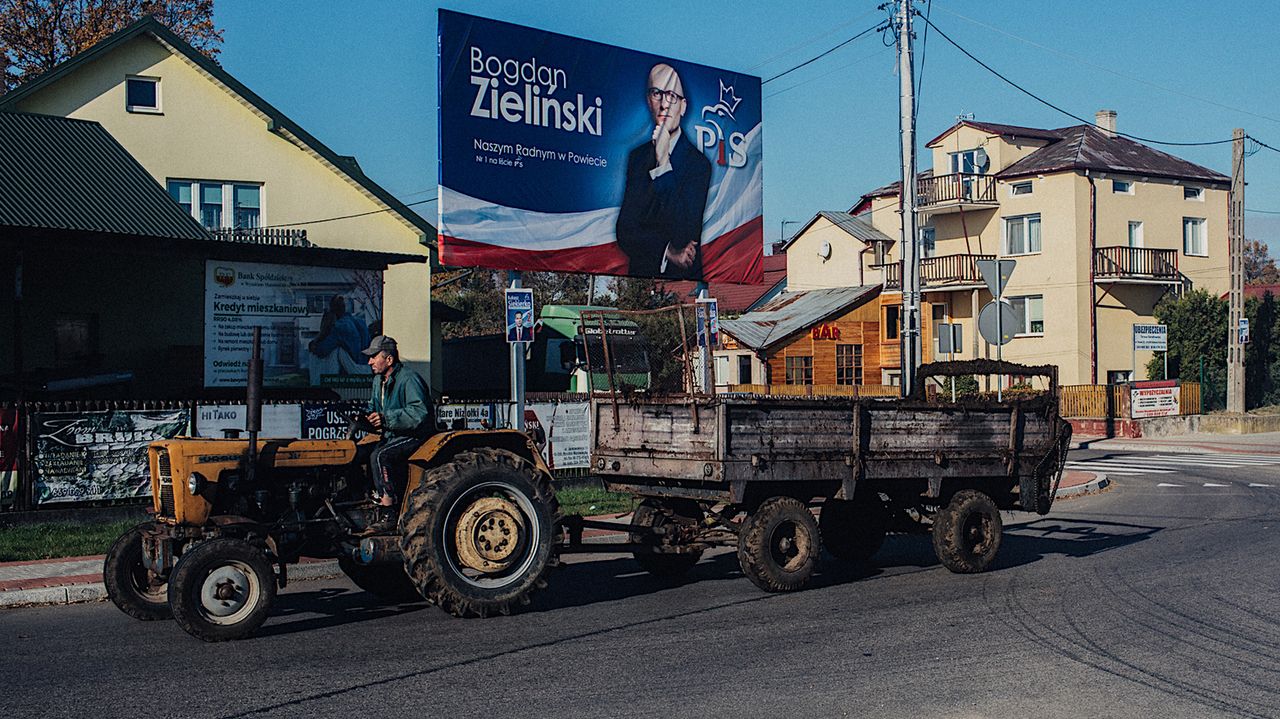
204, 261, 382, 388
438, 10, 763, 284
32, 409, 189, 505
0, 408, 19, 507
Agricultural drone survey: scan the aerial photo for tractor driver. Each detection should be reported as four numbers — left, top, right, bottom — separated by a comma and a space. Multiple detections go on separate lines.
360, 335, 435, 534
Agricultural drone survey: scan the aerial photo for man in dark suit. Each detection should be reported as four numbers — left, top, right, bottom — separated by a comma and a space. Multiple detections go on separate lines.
616, 63, 712, 280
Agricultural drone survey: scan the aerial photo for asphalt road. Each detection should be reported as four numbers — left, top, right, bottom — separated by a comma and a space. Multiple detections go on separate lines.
3, 449, 1280, 719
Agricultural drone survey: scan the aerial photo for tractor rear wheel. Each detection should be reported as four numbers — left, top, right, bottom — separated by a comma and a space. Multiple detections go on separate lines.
932, 490, 1003, 574
399, 449, 558, 618
103, 522, 170, 621
168, 539, 276, 642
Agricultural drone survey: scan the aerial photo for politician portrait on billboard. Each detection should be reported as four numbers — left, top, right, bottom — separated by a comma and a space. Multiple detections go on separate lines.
437, 10, 763, 284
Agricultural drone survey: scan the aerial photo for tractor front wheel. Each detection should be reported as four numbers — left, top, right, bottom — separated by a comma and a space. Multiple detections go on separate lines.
168, 539, 276, 642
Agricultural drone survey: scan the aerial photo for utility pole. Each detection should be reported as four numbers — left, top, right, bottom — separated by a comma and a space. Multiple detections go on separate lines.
1227, 129, 1246, 413
509, 270, 526, 430
896, 0, 921, 396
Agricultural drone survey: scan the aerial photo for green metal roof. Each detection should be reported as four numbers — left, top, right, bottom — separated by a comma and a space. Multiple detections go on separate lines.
0, 17, 437, 247
0, 111, 212, 241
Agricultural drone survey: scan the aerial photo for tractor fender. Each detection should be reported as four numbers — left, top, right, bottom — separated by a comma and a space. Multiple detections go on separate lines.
402, 429, 552, 502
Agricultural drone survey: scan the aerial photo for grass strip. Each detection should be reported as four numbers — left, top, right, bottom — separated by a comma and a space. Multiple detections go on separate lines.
553, 486, 636, 517
0, 519, 140, 562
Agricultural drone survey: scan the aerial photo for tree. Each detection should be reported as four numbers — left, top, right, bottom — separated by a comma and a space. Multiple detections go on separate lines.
1245, 239, 1280, 286
1, 0, 221, 91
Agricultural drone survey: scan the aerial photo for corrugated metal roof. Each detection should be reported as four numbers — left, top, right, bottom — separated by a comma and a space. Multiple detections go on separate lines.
779, 211, 894, 253
720, 285, 880, 351
0, 111, 211, 241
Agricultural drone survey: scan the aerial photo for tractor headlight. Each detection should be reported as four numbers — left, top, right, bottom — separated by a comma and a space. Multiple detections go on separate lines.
187, 472, 207, 496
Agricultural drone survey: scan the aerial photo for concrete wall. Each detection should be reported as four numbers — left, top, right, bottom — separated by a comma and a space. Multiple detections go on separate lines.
12, 34, 433, 379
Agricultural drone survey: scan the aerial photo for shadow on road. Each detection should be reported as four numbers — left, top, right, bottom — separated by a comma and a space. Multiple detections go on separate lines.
258, 586, 428, 638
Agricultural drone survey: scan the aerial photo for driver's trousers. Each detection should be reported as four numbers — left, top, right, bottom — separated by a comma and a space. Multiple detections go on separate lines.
370, 435, 419, 505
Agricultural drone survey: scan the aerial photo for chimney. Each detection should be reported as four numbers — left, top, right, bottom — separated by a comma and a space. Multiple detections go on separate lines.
770, 240, 786, 255
1095, 109, 1117, 139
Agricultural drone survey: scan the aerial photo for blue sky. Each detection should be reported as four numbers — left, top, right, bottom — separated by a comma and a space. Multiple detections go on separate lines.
215, 0, 1280, 255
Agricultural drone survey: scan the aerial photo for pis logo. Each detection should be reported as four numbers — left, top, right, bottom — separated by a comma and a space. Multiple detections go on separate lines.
214, 267, 236, 287
694, 80, 748, 169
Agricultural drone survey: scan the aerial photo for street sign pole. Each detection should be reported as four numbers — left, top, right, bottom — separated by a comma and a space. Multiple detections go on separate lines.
508, 271, 525, 431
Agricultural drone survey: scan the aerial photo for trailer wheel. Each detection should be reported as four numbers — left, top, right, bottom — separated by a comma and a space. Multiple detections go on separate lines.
737, 496, 820, 593
630, 499, 704, 578
103, 521, 170, 621
338, 557, 423, 603
168, 539, 276, 642
932, 490, 1003, 574
400, 449, 558, 618
821, 495, 888, 563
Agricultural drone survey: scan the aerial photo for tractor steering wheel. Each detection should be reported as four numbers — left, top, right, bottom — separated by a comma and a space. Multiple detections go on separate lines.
345, 413, 377, 441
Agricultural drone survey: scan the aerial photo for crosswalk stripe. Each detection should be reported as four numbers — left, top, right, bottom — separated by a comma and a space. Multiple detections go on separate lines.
1067, 461, 1172, 472
1065, 464, 1158, 476
1249, 483, 1275, 487
1142, 454, 1280, 463
1157, 482, 1184, 487
1202, 483, 1231, 487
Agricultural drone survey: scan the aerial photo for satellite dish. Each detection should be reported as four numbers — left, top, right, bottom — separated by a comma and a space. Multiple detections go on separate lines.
818, 241, 832, 260
974, 147, 990, 173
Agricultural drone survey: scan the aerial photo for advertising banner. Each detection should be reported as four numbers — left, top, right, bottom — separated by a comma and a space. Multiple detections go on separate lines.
193, 403, 303, 439
1130, 380, 1180, 419
0, 408, 19, 507
525, 401, 591, 469
301, 402, 367, 440
1132, 324, 1167, 352
437, 403, 498, 430
438, 10, 763, 284
32, 409, 189, 504
205, 260, 382, 388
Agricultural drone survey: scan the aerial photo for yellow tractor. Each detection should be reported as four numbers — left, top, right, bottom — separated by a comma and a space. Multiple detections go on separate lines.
104, 333, 560, 641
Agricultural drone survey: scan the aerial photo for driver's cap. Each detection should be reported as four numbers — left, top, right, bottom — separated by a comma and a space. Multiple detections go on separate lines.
361, 335, 397, 356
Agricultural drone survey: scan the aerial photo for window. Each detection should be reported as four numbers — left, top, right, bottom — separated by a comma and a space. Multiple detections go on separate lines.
1127, 221, 1144, 248
738, 355, 753, 384
1184, 186, 1204, 201
1010, 181, 1033, 196
1183, 217, 1207, 256
1107, 370, 1133, 385
950, 149, 984, 175
836, 344, 863, 385
884, 305, 900, 340
920, 227, 936, 258
168, 180, 265, 229
1004, 214, 1042, 255
714, 355, 729, 385
1008, 295, 1044, 335
1112, 180, 1134, 194
931, 304, 947, 356
55, 314, 97, 366
125, 76, 160, 113
873, 241, 888, 265
785, 355, 813, 385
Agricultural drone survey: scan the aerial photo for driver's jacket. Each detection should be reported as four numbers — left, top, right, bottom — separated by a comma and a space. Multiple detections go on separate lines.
368, 363, 434, 441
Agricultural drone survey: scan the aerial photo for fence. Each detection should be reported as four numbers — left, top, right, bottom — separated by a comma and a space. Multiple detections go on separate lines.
1059, 382, 1202, 419
725, 383, 900, 398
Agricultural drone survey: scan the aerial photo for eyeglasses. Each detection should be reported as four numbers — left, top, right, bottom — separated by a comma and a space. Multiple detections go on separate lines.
648, 87, 684, 103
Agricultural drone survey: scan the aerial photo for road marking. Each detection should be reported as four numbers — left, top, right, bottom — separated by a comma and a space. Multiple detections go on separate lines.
1157, 483, 1184, 487
1066, 461, 1172, 473
1202, 483, 1230, 487
1249, 483, 1274, 487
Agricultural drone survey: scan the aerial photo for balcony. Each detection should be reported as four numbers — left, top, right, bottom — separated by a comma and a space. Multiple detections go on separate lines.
1093, 246, 1180, 284
210, 227, 311, 247
874, 253, 995, 291
916, 173, 998, 213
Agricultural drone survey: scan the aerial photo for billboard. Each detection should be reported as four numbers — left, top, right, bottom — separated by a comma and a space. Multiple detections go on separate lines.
32, 409, 189, 504
438, 10, 763, 284
205, 261, 382, 388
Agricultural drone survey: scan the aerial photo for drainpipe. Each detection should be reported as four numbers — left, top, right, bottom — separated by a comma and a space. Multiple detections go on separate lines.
1088, 171, 1098, 384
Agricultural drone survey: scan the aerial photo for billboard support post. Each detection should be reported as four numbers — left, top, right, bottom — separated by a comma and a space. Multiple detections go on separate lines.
508, 271, 526, 431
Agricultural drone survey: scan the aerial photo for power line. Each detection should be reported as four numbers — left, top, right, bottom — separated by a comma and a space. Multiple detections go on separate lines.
258, 195, 436, 229
1246, 208, 1280, 215
763, 21, 887, 85
931, 4, 1280, 128
749, 6, 883, 72
921, 16, 1235, 148
913, 0, 932, 123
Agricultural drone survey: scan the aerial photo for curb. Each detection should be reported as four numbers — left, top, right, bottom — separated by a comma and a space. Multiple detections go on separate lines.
0, 559, 345, 611
1054, 471, 1111, 500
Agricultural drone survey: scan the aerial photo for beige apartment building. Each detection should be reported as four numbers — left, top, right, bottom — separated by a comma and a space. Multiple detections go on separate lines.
786, 112, 1229, 386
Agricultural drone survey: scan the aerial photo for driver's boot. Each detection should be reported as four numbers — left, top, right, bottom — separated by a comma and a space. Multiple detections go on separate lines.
361, 505, 398, 535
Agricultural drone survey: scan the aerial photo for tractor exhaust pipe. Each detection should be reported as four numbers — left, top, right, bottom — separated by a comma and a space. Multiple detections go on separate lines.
246, 326, 263, 484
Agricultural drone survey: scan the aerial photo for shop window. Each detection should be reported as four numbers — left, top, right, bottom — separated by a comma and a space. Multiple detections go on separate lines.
835, 344, 862, 385
785, 355, 812, 385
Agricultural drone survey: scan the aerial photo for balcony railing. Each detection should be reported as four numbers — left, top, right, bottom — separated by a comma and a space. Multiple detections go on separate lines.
209, 227, 311, 247
1093, 246, 1179, 282
874, 253, 995, 290
917, 173, 998, 208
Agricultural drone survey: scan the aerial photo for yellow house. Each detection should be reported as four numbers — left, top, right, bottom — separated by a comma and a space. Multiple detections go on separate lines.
791, 111, 1229, 386
0, 18, 438, 388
